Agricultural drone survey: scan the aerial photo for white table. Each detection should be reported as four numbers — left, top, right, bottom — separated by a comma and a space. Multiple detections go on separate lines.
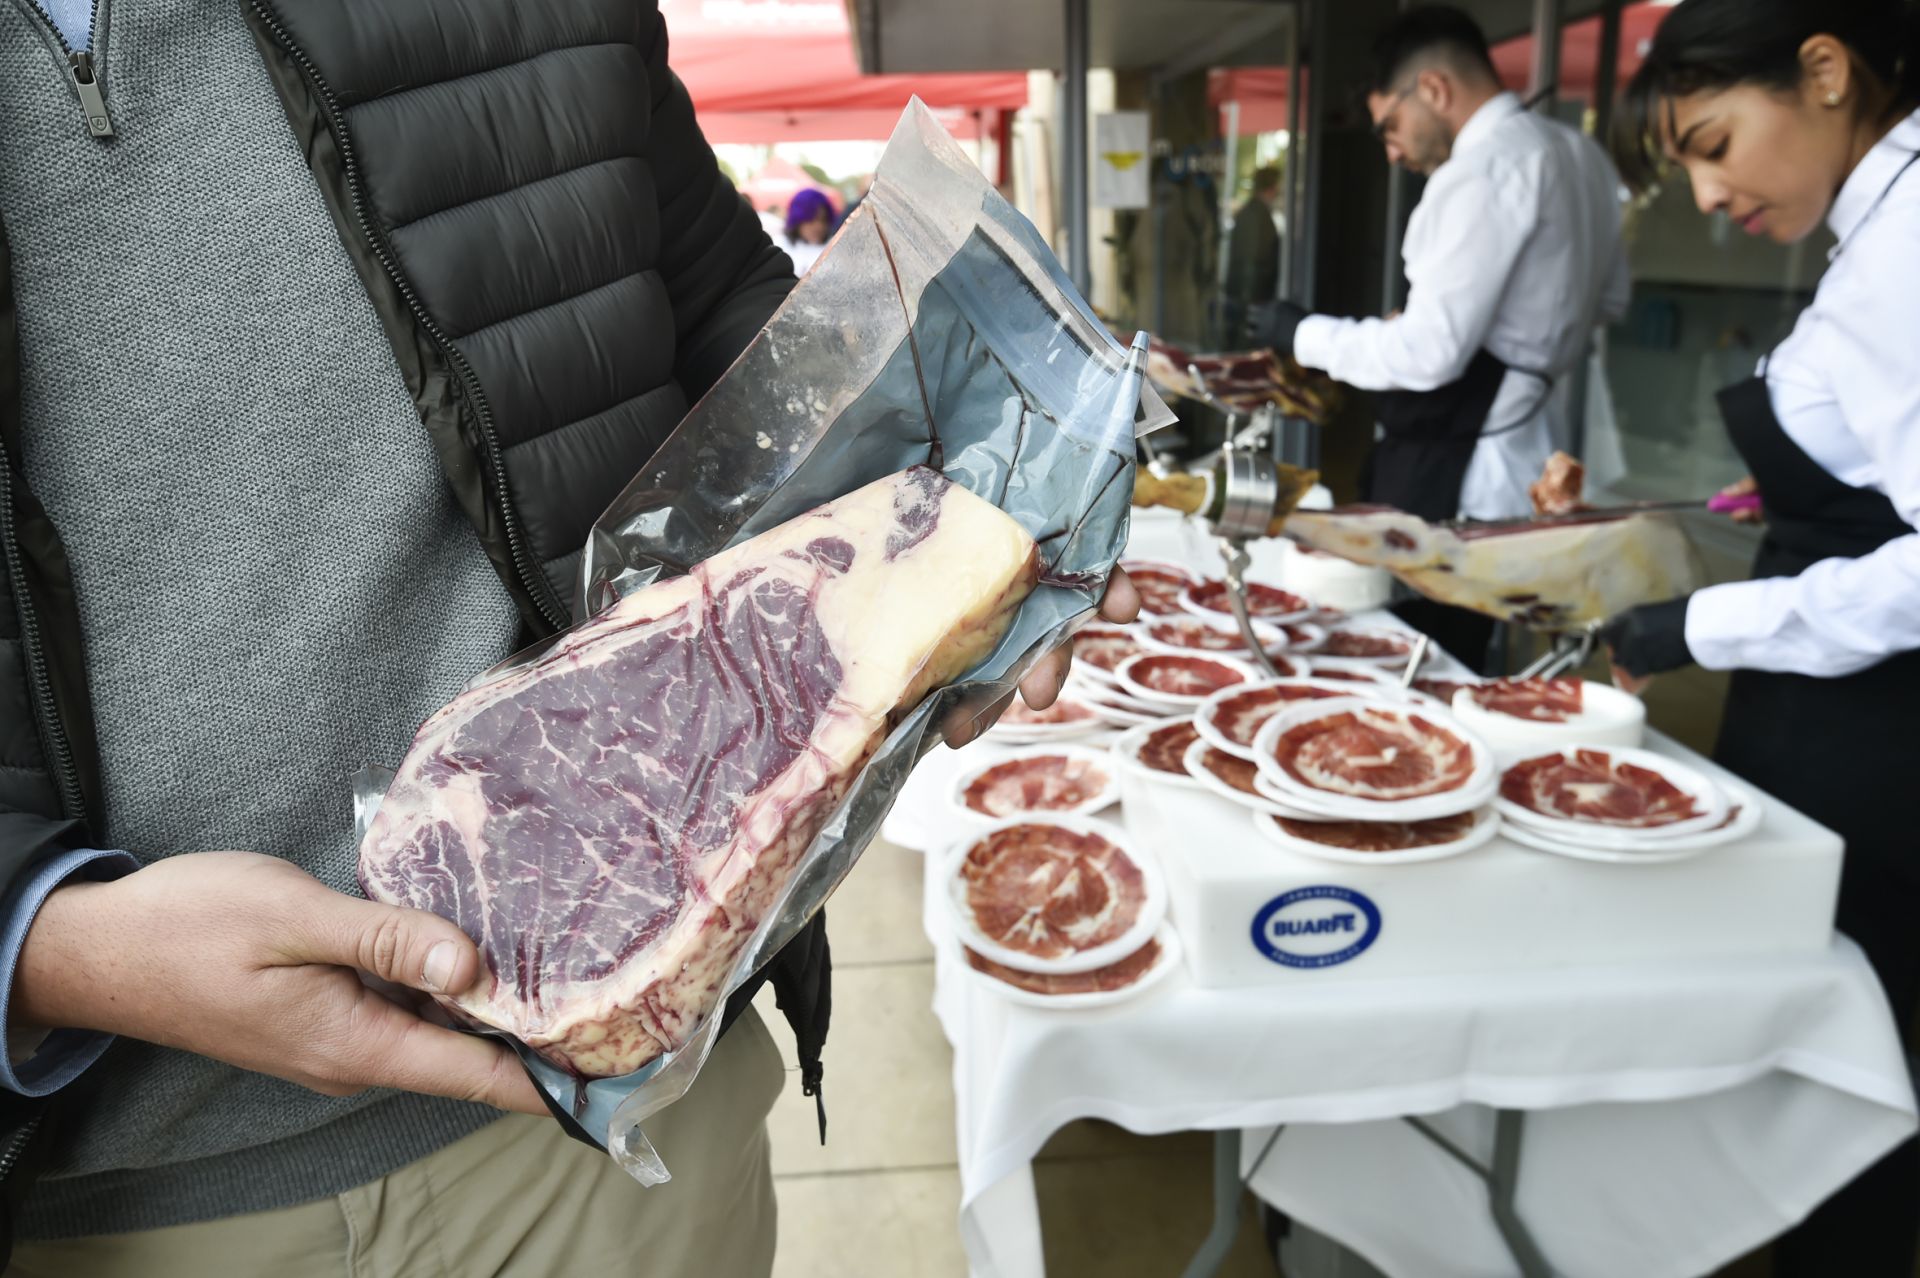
892, 521, 1917, 1278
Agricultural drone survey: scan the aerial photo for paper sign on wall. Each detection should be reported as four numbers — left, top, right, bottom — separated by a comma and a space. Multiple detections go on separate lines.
1093, 111, 1150, 209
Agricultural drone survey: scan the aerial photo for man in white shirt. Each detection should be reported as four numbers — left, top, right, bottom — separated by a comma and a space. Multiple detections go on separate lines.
1261, 5, 1631, 526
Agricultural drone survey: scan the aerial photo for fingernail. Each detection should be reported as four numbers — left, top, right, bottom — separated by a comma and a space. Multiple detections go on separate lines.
423, 941, 458, 993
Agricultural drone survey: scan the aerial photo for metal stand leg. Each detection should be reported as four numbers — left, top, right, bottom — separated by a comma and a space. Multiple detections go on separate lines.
1404, 1110, 1554, 1278
1182, 1127, 1287, 1278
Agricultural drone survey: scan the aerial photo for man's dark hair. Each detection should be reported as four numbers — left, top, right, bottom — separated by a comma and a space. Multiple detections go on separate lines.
1369, 5, 1499, 94
1251, 165, 1283, 196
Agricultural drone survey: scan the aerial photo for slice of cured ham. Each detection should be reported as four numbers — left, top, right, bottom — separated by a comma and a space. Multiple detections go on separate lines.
1270, 706, 1477, 801
1125, 566, 1196, 615
962, 755, 1112, 817
1074, 625, 1144, 673
1135, 720, 1201, 774
958, 824, 1149, 959
1274, 812, 1477, 852
1206, 683, 1343, 748
1198, 746, 1264, 796
1145, 616, 1279, 657
1501, 749, 1704, 827
1121, 654, 1251, 700
1183, 579, 1312, 620
1469, 678, 1585, 723
1320, 629, 1414, 660
965, 939, 1162, 994
1413, 678, 1477, 704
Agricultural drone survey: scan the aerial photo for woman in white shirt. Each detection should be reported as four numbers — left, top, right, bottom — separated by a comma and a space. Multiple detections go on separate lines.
1606, 2, 1920, 1271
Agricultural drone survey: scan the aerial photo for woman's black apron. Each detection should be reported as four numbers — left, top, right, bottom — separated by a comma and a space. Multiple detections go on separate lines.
1712, 371, 1920, 1026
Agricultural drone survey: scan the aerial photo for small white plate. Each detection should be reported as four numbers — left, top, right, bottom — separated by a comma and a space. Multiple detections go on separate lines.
1178, 579, 1318, 627
1120, 561, 1201, 618
960, 923, 1183, 1010
1137, 614, 1288, 661
1252, 697, 1498, 821
1305, 657, 1406, 687
940, 815, 1168, 976
1182, 738, 1322, 819
1111, 719, 1209, 790
1313, 625, 1428, 667
984, 692, 1107, 743
1497, 790, 1760, 863
950, 744, 1122, 821
1273, 620, 1330, 653
1193, 677, 1360, 760
1253, 804, 1502, 865
1114, 652, 1258, 709
1495, 745, 1731, 841
1071, 623, 1148, 688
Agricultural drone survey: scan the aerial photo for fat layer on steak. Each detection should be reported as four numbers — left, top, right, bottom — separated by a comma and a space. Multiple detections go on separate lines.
360, 468, 1039, 1077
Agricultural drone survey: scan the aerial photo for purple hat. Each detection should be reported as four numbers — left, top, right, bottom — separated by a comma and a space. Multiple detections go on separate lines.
784, 188, 834, 242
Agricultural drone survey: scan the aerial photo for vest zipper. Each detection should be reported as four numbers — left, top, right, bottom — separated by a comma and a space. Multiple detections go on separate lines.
0, 476, 86, 824
246, 1, 570, 633
21, 1, 113, 138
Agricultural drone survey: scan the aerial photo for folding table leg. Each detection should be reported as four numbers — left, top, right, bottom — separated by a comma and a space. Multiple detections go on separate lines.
1181, 1126, 1288, 1278
1404, 1109, 1556, 1278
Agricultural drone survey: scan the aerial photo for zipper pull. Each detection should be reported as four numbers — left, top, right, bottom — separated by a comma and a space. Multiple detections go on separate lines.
68, 52, 113, 138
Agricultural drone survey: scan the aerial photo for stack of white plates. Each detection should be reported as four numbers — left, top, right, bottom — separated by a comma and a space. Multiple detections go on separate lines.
941, 815, 1176, 1007
1114, 652, 1259, 711
1494, 745, 1763, 863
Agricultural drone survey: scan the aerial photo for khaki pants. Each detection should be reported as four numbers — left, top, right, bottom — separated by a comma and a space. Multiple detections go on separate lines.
11, 1008, 785, 1278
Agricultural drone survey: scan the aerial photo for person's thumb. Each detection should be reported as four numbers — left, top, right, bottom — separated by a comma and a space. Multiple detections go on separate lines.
295, 890, 485, 997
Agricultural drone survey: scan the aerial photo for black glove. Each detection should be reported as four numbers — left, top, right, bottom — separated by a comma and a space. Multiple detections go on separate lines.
1599, 596, 1695, 678
1251, 300, 1311, 359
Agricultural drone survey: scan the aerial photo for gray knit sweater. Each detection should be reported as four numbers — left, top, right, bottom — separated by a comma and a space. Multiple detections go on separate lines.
0, 0, 527, 1237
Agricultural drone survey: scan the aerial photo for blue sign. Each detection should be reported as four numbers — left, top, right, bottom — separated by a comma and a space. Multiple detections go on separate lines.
1250, 886, 1382, 969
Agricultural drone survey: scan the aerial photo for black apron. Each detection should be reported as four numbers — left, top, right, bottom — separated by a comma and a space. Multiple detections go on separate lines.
1711, 373, 1920, 1012
1714, 371, 1920, 1276
1366, 348, 1547, 522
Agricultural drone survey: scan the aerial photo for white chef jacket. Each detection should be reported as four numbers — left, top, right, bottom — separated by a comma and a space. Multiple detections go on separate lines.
1684, 110, 1920, 679
1293, 93, 1631, 519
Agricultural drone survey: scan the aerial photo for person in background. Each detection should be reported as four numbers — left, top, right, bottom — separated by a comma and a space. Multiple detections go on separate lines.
1256, 4, 1631, 671
1602, 2, 1920, 1270
781, 187, 836, 276
1224, 165, 1283, 348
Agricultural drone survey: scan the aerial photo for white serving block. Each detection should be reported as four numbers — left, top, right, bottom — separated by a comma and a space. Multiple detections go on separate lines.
1129, 733, 1840, 987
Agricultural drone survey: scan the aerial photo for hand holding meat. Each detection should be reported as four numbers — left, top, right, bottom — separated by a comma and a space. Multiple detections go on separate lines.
13, 852, 547, 1114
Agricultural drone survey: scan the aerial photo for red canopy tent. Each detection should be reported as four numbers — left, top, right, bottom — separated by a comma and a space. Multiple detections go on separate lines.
662, 0, 1030, 144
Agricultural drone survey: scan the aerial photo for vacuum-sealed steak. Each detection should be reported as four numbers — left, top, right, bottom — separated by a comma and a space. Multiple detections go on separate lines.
361, 468, 1039, 1076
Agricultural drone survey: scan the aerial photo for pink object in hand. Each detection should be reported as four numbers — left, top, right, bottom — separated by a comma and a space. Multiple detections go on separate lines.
1707, 492, 1763, 516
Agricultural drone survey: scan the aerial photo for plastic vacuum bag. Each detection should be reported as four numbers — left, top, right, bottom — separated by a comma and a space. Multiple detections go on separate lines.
353, 99, 1173, 1184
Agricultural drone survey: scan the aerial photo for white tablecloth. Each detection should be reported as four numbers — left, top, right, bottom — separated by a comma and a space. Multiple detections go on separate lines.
896, 519, 1915, 1277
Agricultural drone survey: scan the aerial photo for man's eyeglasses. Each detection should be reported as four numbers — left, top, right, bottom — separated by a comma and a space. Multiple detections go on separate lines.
1370, 83, 1415, 141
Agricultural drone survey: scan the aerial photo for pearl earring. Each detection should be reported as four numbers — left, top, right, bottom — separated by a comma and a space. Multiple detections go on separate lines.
1826, 90, 1841, 106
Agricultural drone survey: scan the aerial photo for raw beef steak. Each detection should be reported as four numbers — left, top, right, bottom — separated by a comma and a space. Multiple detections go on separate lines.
360, 468, 1039, 1076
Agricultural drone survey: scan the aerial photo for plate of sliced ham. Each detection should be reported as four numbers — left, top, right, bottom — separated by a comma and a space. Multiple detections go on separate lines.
986, 691, 1108, 743
1253, 697, 1497, 820
1451, 680, 1647, 753
1115, 652, 1258, 708
1181, 738, 1325, 819
1194, 678, 1358, 760
1498, 783, 1762, 861
952, 745, 1120, 821
942, 815, 1167, 975
1111, 719, 1209, 789
961, 924, 1183, 1009
1072, 623, 1148, 687
1496, 746, 1729, 839
1179, 579, 1317, 626
1121, 559, 1200, 617
1252, 805, 1501, 865
1138, 614, 1295, 664
1315, 626, 1426, 666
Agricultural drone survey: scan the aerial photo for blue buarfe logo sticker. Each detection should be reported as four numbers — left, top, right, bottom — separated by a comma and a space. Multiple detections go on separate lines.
1250, 886, 1382, 968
